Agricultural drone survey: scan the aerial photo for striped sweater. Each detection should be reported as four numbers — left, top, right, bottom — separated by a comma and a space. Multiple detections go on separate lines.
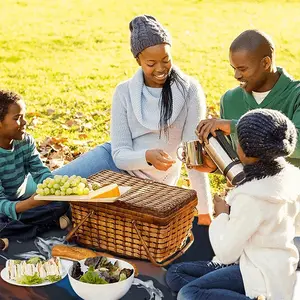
0, 134, 52, 220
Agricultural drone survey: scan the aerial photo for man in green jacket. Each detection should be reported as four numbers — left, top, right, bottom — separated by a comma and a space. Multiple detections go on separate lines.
197, 29, 300, 170
196, 29, 300, 267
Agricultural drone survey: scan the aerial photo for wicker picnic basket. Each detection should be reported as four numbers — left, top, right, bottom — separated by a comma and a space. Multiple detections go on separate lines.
66, 170, 197, 266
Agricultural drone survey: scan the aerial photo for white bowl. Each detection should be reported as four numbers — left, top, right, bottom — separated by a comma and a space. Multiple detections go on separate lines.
68, 257, 134, 300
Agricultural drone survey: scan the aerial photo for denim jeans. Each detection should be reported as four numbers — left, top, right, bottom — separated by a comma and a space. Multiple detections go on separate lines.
0, 201, 69, 240
53, 142, 125, 177
166, 261, 253, 300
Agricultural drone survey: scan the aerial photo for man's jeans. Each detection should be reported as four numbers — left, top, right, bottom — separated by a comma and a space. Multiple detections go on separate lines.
166, 261, 253, 300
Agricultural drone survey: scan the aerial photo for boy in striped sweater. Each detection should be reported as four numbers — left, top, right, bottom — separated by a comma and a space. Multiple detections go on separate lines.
0, 90, 69, 240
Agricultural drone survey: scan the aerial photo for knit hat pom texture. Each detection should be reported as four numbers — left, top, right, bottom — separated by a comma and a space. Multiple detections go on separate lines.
129, 15, 171, 58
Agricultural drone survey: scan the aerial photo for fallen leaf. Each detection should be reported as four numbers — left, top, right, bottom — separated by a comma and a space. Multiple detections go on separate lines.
72, 140, 88, 146
49, 158, 65, 170
82, 122, 92, 130
47, 108, 55, 115
28, 116, 39, 128
27, 112, 41, 117
79, 133, 88, 139
74, 112, 84, 118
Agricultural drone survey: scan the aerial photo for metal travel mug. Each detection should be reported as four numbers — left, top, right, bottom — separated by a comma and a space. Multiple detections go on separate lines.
177, 140, 203, 166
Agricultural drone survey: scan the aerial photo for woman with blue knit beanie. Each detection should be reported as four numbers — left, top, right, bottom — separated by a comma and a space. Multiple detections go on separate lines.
166, 108, 300, 300
51, 15, 213, 225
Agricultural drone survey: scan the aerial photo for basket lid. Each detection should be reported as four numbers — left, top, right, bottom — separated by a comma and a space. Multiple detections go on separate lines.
88, 170, 197, 218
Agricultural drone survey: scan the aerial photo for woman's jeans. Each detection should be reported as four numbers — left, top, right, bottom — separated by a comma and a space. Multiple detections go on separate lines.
53, 142, 124, 177
166, 261, 253, 300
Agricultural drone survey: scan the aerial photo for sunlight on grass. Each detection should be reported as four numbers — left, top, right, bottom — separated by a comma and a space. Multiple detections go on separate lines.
0, 0, 299, 191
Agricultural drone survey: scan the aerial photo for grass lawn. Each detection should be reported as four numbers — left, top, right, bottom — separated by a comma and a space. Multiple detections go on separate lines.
0, 0, 300, 191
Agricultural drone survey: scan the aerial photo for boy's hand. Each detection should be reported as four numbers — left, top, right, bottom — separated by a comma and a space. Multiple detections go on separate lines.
213, 194, 230, 217
15, 194, 50, 214
146, 149, 176, 171
196, 118, 231, 144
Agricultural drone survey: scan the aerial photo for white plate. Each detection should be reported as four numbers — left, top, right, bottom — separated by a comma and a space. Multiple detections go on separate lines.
0, 259, 71, 287
34, 186, 131, 203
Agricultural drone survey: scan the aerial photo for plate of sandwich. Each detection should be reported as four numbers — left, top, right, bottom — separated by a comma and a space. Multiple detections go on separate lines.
1, 256, 68, 287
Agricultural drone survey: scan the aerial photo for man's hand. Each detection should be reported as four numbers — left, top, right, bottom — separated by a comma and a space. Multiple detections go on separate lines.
146, 149, 176, 171
196, 118, 231, 144
213, 194, 230, 217
189, 150, 218, 173
15, 194, 50, 214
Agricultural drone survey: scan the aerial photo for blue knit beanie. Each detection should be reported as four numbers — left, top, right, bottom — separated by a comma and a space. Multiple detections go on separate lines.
237, 109, 297, 160
129, 15, 171, 58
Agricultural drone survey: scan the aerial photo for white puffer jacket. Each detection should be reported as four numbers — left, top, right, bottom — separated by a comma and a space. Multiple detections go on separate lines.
209, 163, 300, 300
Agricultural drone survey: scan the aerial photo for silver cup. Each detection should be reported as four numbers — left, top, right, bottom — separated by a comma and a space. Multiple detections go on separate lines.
177, 140, 203, 166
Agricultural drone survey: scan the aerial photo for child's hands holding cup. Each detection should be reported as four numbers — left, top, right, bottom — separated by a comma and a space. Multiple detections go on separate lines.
213, 194, 230, 217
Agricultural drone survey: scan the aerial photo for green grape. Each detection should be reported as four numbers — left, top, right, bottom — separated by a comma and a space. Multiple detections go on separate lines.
72, 187, 78, 194
37, 183, 43, 189
78, 182, 85, 190
69, 175, 76, 181
62, 175, 69, 183
66, 188, 73, 195
43, 178, 51, 185
55, 190, 61, 196
83, 187, 89, 195
71, 181, 78, 187
44, 188, 50, 195
60, 191, 66, 196
36, 188, 44, 195
91, 182, 101, 190
41, 183, 48, 188
80, 178, 88, 185
50, 188, 55, 194
77, 188, 84, 195
48, 182, 54, 188
63, 182, 70, 188
53, 184, 60, 190
54, 175, 62, 183
60, 185, 66, 191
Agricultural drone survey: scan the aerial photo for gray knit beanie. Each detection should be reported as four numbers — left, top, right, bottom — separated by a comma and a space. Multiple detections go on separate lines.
129, 15, 171, 58
237, 109, 297, 160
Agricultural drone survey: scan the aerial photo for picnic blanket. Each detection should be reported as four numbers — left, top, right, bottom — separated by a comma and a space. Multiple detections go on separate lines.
0, 218, 214, 300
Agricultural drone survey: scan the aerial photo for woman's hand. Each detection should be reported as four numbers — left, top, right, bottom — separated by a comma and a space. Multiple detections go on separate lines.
213, 194, 230, 217
196, 118, 231, 144
146, 149, 176, 171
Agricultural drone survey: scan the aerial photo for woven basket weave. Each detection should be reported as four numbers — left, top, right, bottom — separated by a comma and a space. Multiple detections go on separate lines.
67, 170, 197, 266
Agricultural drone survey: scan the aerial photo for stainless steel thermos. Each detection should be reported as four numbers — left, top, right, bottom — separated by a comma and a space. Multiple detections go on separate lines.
204, 131, 245, 185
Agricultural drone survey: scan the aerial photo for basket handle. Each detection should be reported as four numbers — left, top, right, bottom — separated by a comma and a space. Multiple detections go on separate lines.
65, 210, 94, 242
132, 221, 194, 267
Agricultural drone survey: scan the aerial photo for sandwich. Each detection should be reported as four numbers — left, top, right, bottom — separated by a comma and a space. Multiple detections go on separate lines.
6, 257, 63, 285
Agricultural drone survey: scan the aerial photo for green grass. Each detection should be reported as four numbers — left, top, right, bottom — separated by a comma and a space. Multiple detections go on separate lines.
1, 0, 300, 192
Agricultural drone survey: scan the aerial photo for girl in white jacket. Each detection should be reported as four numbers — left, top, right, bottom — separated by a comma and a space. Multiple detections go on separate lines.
166, 108, 300, 300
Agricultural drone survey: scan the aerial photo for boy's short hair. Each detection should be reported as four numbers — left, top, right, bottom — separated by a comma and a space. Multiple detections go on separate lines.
0, 90, 22, 121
